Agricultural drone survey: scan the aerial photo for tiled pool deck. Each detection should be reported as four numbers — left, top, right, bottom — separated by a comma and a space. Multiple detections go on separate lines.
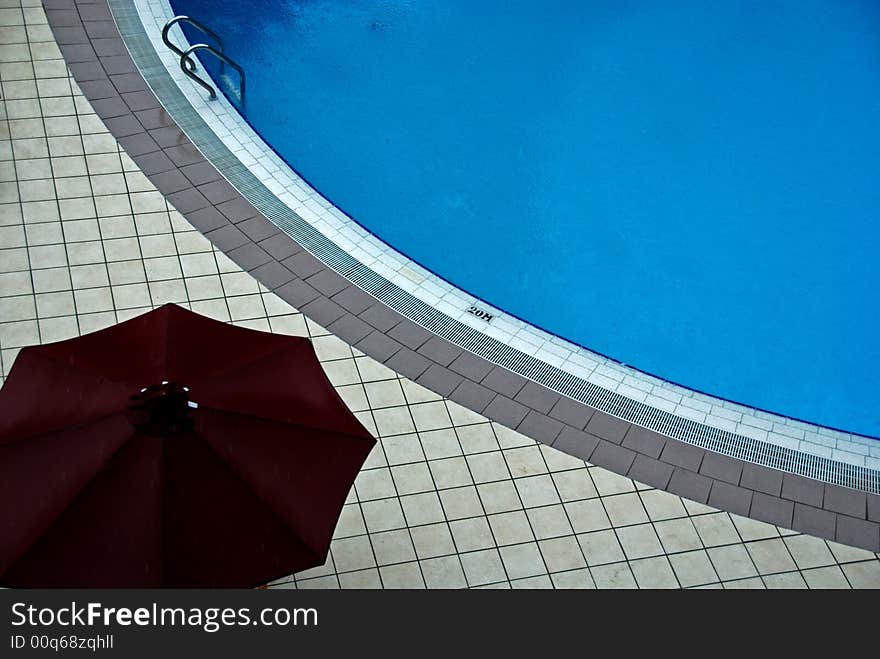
1, 0, 879, 587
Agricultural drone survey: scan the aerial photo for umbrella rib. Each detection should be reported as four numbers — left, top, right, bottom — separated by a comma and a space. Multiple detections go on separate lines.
1, 419, 138, 578
195, 403, 373, 443
182, 341, 307, 388
163, 306, 172, 386
184, 428, 326, 565
189, 408, 372, 560
9, 348, 136, 389
0, 409, 123, 448
157, 433, 165, 588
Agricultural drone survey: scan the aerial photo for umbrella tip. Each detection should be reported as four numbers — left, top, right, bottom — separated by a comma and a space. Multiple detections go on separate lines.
126, 381, 195, 436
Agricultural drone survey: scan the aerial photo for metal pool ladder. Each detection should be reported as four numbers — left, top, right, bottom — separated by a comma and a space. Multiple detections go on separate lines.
161, 16, 245, 105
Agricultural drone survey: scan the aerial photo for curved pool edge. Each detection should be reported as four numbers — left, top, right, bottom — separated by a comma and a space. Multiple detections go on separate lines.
44, 0, 880, 552
144, 0, 880, 451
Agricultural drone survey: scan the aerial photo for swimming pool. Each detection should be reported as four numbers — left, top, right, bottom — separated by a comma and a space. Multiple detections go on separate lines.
170, 0, 880, 439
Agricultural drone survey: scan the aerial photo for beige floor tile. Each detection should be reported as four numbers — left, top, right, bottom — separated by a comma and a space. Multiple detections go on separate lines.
34, 290, 73, 317
391, 462, 434, 496
400, 379, 441, 404
527, 504, 574, 539
410, 400, 452, 432
630, 556, 679, 589
511, 575, 553, 589
420, 556, 466, 588
380, 433, 425, 466
514, 474, 561, 508
577, 529, 625, 566
540, 444, 587, 472
492, 423, 532, 449
296, 575, 338, 590
449, 517, 495, 553
338, 568, 382, 589
565, 498, 611, 533
590, 562, 637, 589
419, 427, 461, 460
320, 358, 360, 387
488, 511, 535, 546
360, 498, 406, 533
746, 538, 797, 575
589, 467, 636, 496
371, 529, 416, 566
655, 517, 703, 553
498, 542, 545, 580
446, 400, 485, 426
372, 405, 416, 437
428, 456, 472, 490
639, 488, 690, 521
65, 240, 103, 266
669, 550, 719, 587
37, 314, 76, 342
783, 534, 836, 570
439, 485, 484, 520
0, 271, 33, 297
354, 468, 396, 501
504, 445, 548, 478
410, 523, 456, 559
334, 504, 366, 538
0, 293, 35, 322
707, 544, 758, 581
617, 523, 664, 560
460, 549, 506, 587
603, 492, 649, 527
267, 312, 308, 336
841, 560, 880, 588
550, 568, 595, 589
762, 571, 808, 589
378, 562, 425, 588
310, 333, 352, 361
723, 577, 765, 589
456, 423, 500, 454
336, 384, 369, 412
801, 565, 851, 589
467, 451, 509, 484
731, 514, 780, 542
0, 318, 38, 347
827, 541, 878, 565
692, 512, 741, 547
107, 260, 146, 286
539, 536, 587, 573
364, 378, 406, 408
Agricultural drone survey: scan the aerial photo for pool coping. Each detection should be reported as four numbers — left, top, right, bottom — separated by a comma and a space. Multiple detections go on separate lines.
136, 0, 880, 460
41, 0, 880, 552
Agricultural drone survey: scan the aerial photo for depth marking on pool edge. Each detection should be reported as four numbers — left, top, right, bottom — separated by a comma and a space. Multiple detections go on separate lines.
467, 305, 494, 322
109, 0, 880, 496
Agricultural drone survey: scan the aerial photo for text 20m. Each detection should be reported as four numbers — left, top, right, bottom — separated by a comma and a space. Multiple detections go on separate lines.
466, 305, 494, 322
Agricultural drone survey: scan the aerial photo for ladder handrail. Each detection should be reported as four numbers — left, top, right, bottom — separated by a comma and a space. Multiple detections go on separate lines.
179, 43, 245, 103
162, 15, 223, 71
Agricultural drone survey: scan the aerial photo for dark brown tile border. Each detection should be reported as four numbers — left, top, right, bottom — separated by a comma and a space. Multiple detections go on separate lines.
44, 0, 880, 553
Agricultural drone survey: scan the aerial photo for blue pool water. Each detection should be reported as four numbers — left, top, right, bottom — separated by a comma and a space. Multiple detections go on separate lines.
171, 0, 880, 438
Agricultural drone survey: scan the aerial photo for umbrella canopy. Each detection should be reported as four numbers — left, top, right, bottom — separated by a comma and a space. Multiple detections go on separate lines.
0, 304, 375, 588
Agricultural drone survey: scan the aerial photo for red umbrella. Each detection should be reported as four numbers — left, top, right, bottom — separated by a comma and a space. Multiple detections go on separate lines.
0, 304, 375, 588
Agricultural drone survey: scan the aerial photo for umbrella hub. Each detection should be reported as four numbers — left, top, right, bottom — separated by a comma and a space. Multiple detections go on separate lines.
127, 381, 195, 436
